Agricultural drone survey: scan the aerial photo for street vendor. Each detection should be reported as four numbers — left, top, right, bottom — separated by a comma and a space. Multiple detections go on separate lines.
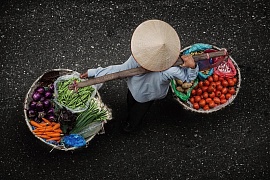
79, 19, 199, 133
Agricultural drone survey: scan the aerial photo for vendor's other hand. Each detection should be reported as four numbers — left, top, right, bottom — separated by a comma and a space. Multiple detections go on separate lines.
180, 54, 196, 69
80, 72, 88, 79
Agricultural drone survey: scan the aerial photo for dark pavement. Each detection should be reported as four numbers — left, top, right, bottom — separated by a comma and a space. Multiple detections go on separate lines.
1, 0, 270, 179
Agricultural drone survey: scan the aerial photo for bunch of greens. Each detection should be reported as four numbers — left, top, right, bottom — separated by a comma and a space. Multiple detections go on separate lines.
70, 99, 108, 135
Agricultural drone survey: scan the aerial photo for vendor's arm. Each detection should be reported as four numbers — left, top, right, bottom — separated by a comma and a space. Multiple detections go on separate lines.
80, 55, 138, 89
87, 55, 138, 78
162, 64, 199, 82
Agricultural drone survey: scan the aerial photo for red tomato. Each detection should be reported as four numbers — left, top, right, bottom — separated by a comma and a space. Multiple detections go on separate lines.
209, 92, 215, 98
205, 98, 212, 104
196, 88, 203, 96
193, 103, 200, 110
219, 76, 224, 81
222, 80, 229, 87
216, 85, 223, 91
199, 99, 206, 108
225, 93, 232, 99
208, 100, 215, 108
198, 81, 204, 88
189, 97, 195, 104
191, 89, 196, 96
203, 80, 210, 86
220, 98, 227, 104
194, 96, 201, 102
210, 82, 216, 89
207, 76, 213, 82
213, 74, 219, 82
215, 81, 221, 86
213, 97, 220, 104
202, 92, 208, 99
221, 87, 228, 94
220, 94, 225, 99
227, 79, 235, 86
203, 104, 210, 111
215, 90, 222, 97
228, 87, 236, 95
232, 77, 237, 84
202, 86, 208, 92
208, 86, 215, 93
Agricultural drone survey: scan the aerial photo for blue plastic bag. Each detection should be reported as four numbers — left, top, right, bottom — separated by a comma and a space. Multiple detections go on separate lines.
183, 43, 212, 55
62, 134, 86, 148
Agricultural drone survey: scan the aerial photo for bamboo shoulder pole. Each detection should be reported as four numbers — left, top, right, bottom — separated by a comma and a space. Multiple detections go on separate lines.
73, 49, 227, 88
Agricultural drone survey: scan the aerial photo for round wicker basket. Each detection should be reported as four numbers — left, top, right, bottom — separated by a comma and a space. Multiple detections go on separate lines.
171, 45, 241, 113
23, 69, 112, 151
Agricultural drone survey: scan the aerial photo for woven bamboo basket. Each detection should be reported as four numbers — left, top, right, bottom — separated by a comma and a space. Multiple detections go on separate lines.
23, 69, 112, 151
171, 45, 241, 113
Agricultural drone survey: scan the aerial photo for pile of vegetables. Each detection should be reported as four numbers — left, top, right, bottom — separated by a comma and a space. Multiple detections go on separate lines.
188, 74, 237, 110
26, 75, 110, 148
27, 84, 56, 123
55, 78, 95, 110
175, 79, 195, 93
30, 118, 62, 143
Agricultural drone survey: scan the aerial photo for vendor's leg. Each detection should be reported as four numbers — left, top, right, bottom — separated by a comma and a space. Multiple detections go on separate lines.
123, 89, 154, 132
127, 88, 137, 113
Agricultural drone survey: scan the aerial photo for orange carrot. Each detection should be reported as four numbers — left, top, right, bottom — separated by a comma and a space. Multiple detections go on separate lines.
36, 134, 51, 139
52, 123, 60, 130
46, 137, 61, 141
33, 132, 46, 135
40, 122, 50, 126
51, 122, 57, 126
33, 127, 54, 132
32, 129, 40, 133
53, 129, 63, 133
30, 120, 43, 128
46, 132, 61, 137
42, 118, 52, 125
37, 126, 53, 130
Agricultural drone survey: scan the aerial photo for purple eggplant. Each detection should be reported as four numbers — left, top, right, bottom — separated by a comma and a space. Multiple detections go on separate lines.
36, 101, 44, 112
27, 109, 37, 118
43, 99, 51, 109
29, 101, 37, 109
46, 107, 54, 115
32, 92, 42, 102
44, 91, 53, 99
35, 86, 45, 95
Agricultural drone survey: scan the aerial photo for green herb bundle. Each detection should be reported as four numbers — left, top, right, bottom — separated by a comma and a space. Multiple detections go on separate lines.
70, 99, 108, 134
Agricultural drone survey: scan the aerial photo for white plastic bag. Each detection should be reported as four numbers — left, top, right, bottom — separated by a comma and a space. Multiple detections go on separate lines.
53, 71, 97, 113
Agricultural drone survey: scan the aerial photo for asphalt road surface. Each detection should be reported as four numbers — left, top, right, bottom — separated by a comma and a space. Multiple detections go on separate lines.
1, 0, 270, 179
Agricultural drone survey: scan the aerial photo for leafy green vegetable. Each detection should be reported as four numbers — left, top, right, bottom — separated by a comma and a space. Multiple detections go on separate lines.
70, 99, 108, 134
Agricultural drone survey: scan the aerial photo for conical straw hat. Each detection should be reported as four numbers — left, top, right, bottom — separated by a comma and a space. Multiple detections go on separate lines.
131, 20, 181, 72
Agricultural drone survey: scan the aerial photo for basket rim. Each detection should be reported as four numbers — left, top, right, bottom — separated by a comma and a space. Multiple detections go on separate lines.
171, 45, 241, 113
23, 69, 112, 151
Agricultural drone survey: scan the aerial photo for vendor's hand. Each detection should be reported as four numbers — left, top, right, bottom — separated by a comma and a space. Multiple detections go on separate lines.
180, 54, 196, 69
80, 72, 88, 79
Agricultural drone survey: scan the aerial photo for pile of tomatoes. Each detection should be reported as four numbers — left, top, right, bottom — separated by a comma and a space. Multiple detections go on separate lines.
189, 74, 237, 110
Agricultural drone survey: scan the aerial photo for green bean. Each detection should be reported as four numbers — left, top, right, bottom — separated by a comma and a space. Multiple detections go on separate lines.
56, 78, 95, 110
